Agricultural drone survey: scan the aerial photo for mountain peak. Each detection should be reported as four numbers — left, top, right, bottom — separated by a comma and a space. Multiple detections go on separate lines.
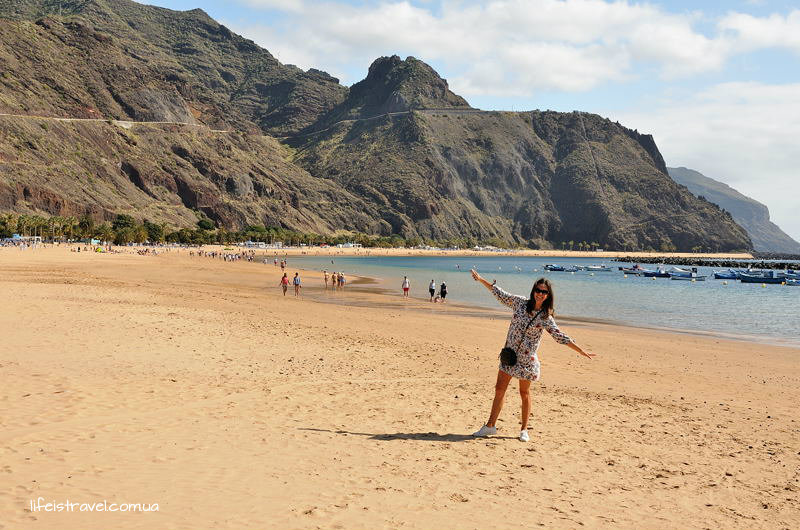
334, 55, 470, 119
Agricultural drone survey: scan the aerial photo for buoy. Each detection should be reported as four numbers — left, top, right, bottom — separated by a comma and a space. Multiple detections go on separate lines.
590, 272, 594, 276
762, 283, 766, 288
691, 278, 696, 282
624, 274, 628, 278
652, 277, 656, 280
571, 271, 575, 275
722, 281, 728, 285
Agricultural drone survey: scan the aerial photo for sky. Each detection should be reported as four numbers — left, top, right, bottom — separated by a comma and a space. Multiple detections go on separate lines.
142, 0, 800, 242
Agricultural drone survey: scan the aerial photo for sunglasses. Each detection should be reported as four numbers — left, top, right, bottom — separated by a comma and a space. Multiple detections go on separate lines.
534, 288, 550, 295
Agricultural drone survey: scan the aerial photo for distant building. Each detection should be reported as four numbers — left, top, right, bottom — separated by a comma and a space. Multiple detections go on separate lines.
2, 234, 42, 244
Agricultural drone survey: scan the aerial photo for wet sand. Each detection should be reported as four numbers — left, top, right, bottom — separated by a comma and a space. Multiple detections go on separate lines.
1, 245, 797, 530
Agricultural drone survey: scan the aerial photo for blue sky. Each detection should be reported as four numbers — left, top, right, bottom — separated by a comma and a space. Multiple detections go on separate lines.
141, 0, 800, 242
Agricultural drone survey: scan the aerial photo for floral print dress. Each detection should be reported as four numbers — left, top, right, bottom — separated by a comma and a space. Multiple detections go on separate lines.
492, 284, 573, 381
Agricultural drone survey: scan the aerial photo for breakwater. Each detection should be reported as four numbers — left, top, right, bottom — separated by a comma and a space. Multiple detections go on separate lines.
612, 256, 800, 270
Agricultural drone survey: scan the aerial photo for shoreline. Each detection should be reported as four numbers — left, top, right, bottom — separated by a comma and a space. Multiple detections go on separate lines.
205, 244, 754, 260
287, 260, 800, 349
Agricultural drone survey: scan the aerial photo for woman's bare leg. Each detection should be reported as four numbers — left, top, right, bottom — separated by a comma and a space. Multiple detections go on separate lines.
487, 370, 513, 427
519, 379, 532, 430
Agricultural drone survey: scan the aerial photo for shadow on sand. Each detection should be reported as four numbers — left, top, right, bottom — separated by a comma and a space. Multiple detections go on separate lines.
299, 427, 515, 442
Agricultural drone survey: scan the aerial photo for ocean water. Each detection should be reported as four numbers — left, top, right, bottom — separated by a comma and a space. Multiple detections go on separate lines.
287, 255, 799, 346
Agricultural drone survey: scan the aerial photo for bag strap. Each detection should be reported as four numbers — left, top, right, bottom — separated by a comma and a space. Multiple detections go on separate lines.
515, 309, 544, 350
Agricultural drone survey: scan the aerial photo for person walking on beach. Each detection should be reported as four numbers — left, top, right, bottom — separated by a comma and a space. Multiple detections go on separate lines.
439, 281, 447, 303
280, 273, 289, 296
428, 279, 436, 302
293, 272, 301, 297
402, 276, 410, 298
470, 270, 595, 442
324, 270, 329, 289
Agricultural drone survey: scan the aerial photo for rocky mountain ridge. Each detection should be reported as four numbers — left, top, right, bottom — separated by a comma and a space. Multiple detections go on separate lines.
0, 0, 752, 250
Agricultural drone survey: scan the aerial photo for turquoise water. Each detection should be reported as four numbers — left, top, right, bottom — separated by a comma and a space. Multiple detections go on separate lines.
289, 256, 799, 346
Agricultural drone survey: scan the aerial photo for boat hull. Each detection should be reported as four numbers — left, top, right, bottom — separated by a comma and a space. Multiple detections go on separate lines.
739, 274, 784, 284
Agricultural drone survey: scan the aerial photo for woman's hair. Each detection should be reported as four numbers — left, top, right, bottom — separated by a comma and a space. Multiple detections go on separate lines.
525, 277, 554, 316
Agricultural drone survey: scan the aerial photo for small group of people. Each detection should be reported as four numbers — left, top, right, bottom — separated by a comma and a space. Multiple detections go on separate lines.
324, 270, 346, 289
189, 249, 256, 262
279, 272, 302, 296
399, 277, 447, 302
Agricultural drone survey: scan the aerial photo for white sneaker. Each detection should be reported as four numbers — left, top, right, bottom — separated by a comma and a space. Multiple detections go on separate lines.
472, 425, 497, 437
519, 430, 530, 442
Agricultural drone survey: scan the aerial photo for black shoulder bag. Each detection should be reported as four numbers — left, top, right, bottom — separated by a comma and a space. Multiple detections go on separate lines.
500, 309, 544, 367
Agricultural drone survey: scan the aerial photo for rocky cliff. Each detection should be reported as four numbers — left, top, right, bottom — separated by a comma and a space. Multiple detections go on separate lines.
0, 0, 753, 250
668, 167, 800, 253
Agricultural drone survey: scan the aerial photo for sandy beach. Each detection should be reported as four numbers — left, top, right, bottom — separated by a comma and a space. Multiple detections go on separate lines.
1, 245, 797, 530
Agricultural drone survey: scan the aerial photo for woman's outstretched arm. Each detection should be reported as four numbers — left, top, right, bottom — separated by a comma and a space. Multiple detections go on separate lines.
470, 269, 494, 291
471, 269, 521, 308
567, 341, 596, 359
544, 315, 596, 359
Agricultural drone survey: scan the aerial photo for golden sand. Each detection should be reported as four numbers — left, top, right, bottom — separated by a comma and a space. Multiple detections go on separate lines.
1, 245, 797, 530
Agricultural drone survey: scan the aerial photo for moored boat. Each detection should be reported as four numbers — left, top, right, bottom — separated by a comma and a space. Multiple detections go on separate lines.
586, 264, 612, 272
670, 273, 707, 281
643, 268, 670, 278
712, 269, 739, 280
668, 266, 697, 278
739, 272, 785, 284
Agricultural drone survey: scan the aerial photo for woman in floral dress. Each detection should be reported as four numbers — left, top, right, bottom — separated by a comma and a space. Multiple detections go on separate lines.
470, 269, 596, 442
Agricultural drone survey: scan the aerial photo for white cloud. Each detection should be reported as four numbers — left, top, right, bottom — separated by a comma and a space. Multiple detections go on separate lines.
611, 82, 800, 241
227, 0, 739, 94
719, 10, 800, 53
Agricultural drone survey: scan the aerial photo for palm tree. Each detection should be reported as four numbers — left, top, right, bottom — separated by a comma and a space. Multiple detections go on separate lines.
96, 223, 114, 244
2, 213, 19, 235
64, 216, 78, 241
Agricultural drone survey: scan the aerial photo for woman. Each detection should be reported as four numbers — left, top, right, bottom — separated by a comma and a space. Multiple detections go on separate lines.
470, 269, 595, 442
279, 273, 289, 296
293, 272, 302, 296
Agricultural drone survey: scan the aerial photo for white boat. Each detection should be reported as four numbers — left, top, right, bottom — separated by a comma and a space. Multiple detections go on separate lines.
585, 264, 612, 272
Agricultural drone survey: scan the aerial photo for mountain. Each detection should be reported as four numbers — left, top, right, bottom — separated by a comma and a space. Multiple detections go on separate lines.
0, 0, 346, 135
668, 167, 800, 254
0, 0, 753, 250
